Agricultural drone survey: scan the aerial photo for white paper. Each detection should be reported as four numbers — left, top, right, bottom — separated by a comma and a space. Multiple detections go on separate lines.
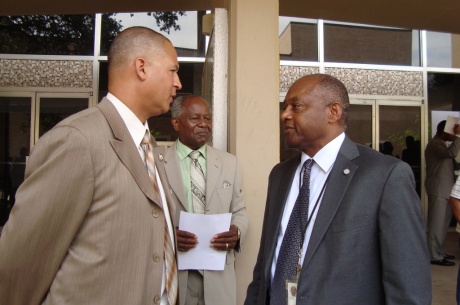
445, 115, 460, 136
177, 211, 232, 271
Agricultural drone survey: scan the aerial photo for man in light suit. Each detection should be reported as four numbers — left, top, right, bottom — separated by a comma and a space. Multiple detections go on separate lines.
245, 74, 431, 305
425, 120, 460, 266
164, 95, 248, 305
0, 27, 182, 305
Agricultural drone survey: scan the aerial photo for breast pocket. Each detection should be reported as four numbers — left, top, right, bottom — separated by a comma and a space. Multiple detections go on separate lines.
331, 215, 369, 233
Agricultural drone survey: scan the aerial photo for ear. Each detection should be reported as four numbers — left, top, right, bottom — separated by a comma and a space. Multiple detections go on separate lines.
328, 102, 342, 123
135, 58, 147, 81
171, 118, 180, 132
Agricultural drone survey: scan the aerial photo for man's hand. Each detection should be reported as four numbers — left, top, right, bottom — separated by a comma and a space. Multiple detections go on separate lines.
210, 224, 239, 251
454, 124, 460, 136
176, 228, 198, 252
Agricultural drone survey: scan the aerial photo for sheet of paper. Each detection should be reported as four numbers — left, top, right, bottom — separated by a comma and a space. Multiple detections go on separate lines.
177, 211, 231, 270
445, 115, 460, 136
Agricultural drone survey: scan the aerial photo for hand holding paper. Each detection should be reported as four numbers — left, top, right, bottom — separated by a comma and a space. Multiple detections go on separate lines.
177, 211, 232, 270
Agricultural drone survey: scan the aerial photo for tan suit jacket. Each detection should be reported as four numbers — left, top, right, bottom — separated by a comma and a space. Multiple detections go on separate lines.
0, 98, 177, 305
164, 142, 248, 305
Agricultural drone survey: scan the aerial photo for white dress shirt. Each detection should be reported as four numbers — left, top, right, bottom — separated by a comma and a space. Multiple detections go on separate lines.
107, 93, 174, 305
271, 132, 345, 282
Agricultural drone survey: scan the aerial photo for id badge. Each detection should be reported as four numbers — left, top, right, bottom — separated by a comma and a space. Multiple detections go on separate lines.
286, 278, 298, 305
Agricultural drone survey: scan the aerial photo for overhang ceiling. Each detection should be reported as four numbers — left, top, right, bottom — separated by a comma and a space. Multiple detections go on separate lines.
1, 0, 459, 34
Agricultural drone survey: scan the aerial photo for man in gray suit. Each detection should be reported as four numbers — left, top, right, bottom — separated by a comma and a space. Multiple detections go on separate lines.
245, 74, 431, 305
164, 95, 248, 305
425, 120, 460, 266
0, 27, 182, 305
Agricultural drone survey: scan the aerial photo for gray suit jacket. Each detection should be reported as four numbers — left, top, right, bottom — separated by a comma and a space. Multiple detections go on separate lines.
0, 98, 177, 305
425, 135, 460, 198
164, 142, 248, 305
245, 136, 431, 305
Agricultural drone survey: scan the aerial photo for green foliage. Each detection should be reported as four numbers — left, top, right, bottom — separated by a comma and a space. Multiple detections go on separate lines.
387, 129, 420, 150
0, 11, 186, 55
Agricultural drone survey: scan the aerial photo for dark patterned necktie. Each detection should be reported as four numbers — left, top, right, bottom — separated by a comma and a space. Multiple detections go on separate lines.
141, 130, 178, 305
270, 158, 314, 305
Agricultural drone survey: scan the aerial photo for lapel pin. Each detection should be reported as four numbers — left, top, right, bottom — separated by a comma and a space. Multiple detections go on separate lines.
343, 169, 350, 175
159, 154, 164, 161
223, 180, 231, 188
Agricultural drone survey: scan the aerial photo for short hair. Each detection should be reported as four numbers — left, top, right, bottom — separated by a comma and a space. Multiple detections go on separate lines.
108, 26, 170, 72
171, 96, 211, 118
311, 74, 350, 126
437, 120, 447, 134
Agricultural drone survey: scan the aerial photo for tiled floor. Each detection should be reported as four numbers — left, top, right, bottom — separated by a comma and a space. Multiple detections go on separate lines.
432, 229, 459, 305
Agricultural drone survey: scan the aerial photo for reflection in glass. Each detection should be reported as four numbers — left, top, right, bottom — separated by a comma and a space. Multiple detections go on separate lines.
0, 97, 31, 226
101, 11, 207, 57
38, 98, 88, 137
347, 104, 373, 148
426, 32, 460, 68
0, 15, 96, 55
324, 23, 420, 66
379, 105, 421, 197
279, 17, 318, 61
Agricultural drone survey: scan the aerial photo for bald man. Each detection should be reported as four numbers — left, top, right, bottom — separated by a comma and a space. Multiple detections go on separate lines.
0, 26, 182, 305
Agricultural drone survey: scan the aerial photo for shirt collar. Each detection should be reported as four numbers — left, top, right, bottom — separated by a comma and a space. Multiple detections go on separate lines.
176, 139, 207, 161
301, 132, 345, 173
106, 93, 148, 146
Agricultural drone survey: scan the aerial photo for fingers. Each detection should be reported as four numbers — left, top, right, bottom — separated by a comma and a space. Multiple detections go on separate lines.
210, 227, 238, 251
176, 228, 198, 252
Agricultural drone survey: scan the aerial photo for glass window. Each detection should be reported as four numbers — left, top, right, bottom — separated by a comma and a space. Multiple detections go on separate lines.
324, 23, 420, 66
279, 17, 318, 61
38, 98, 88, 137
426, 31, 460, 68
0, 97, 31, 226
101, 11, 207, 57
427, 73, 460, 137
0, 15, 95, 55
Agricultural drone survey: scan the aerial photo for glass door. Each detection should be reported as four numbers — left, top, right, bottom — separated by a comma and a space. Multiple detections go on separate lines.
347, 99, 424, 198
0, 92, 90, 227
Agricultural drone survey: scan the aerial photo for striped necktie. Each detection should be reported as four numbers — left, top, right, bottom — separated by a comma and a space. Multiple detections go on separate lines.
141, 130, 178, 305
189, 150, 206, 214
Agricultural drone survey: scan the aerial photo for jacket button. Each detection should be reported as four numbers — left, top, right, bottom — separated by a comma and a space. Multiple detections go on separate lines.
153, 253, 161, 262
153, 296, 161, 304
152, 209, 159, 218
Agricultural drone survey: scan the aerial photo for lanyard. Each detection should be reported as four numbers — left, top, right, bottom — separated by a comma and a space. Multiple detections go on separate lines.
295, 174, 329, 277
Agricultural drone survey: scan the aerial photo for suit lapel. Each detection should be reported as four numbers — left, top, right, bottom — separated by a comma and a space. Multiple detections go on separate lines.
205, 145, 221, 207
164, 142, 189, 211
264, 156, 300, 281
97, 98, 161, 207
301, 137, 359, 270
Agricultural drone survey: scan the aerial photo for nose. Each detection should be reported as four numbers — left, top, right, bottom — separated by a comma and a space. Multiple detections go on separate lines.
175, 74, 182, 90
281, 109, 291, 121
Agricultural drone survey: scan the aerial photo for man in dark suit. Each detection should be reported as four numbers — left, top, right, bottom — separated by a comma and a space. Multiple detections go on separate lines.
164, 96, 248, 305
0, 27, 182, 305
244, 73, 431, 305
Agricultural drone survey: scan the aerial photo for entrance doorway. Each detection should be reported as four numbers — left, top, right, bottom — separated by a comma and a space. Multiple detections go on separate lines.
0, 92, 90, 226
347, 99, 424, 197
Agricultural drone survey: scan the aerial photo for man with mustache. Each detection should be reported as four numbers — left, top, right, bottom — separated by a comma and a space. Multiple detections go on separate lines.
164, 95, 248, 305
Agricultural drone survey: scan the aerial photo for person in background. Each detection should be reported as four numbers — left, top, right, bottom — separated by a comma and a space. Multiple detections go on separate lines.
245, 73, 431, 305
0, 26, 182, 305
425, 120, 460, 266
449, 175, 460, 305
164, 95, 248, 305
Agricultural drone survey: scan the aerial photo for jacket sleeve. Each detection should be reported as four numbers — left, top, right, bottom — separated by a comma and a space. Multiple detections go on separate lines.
379, 161, 432, 305
0, 125, 94, 305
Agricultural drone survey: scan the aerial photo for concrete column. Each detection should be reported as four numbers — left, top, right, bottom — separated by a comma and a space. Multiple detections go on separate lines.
228, 0, 280, 303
